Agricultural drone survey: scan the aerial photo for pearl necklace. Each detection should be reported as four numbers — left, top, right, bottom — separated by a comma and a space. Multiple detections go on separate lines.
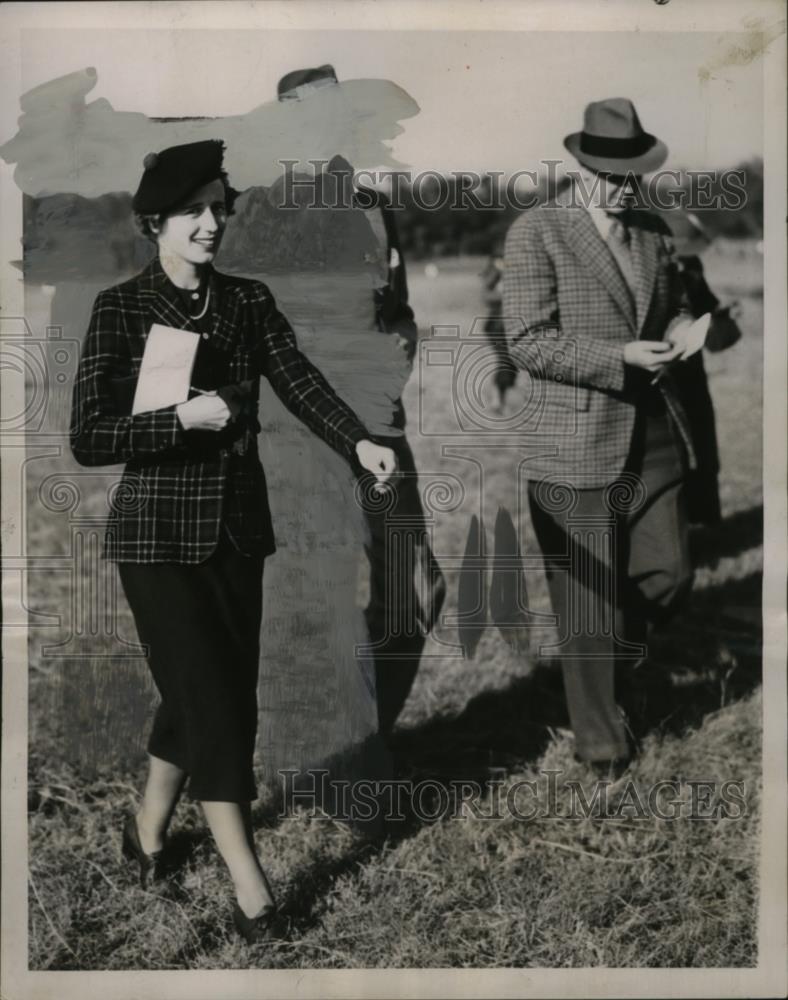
188, 284, 211, 321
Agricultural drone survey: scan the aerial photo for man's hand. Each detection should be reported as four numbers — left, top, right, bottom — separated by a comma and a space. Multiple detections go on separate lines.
355, 440, 398, 488
623, 340, 682, 373
176, 392, 232, 431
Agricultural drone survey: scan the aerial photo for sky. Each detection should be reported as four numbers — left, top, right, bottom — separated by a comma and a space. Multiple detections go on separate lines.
9, 27, 766, 176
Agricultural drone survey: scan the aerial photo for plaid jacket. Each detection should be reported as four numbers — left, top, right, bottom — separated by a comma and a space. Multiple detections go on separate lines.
503, 198, 695, 487
70, 257, 369, 563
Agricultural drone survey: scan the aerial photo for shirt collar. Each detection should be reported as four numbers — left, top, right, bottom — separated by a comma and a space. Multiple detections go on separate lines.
585, 202, 615, 241
572, 180, 632, 241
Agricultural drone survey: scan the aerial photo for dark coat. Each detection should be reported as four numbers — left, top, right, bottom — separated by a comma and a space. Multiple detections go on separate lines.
670, 254, 742, 525
375, 201, 417, 345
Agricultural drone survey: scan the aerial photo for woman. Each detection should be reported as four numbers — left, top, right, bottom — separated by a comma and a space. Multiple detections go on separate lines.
69, 139, 396, 942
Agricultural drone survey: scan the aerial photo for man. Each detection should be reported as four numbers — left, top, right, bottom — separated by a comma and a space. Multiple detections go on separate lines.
503, 98, 696, 771
274, 65, 446, 737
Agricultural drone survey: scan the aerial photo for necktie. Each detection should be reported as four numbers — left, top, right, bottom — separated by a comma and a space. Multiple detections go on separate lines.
606, 213, 637, 302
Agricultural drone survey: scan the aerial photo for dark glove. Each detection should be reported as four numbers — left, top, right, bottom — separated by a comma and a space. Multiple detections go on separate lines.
216, 381, 260, 430
705, 306, 743, 352
216, 380, 261, 454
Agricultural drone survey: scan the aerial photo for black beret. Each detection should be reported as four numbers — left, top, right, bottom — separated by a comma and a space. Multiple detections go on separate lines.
277, 64, 338, 101
132, 139, 228, 215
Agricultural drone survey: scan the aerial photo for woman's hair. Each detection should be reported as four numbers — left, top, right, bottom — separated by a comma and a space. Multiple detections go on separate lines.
134, 170, 239, 243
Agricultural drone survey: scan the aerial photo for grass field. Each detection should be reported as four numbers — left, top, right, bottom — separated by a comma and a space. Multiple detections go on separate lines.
26, 243, 763, 969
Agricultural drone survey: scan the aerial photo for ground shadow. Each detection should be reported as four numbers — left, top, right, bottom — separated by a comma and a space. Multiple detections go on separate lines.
391, 570, 761, 780
279, 564, 762, 936
689, 504, 763, 568
28, 509, 764, 957
46, 509, 759, 947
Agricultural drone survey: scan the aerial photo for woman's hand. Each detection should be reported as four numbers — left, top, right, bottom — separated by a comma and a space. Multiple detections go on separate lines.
623, 340, 682, 373
176, 392, 232, 431
355, 440, 398, 488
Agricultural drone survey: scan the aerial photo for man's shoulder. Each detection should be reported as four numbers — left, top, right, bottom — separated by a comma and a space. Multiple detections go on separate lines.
506, 202, 569, 245
508, 205, 550, 234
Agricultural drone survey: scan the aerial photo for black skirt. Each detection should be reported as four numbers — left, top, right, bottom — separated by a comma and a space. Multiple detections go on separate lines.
118, 531, 264, 802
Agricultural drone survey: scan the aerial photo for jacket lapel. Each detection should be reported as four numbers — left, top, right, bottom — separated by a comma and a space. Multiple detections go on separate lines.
208, 273, 241, 352
565, 208, 637, 332
138, 256, 203, 332
628, 220, 659, 335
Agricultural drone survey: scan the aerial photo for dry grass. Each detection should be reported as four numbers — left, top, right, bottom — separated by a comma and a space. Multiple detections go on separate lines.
27, 691, 762, 969
26, 243, 763, 969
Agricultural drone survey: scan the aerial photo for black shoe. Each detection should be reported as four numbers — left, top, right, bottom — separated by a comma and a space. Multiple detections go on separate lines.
121, 814, 166, 889
232, 900, 277, 945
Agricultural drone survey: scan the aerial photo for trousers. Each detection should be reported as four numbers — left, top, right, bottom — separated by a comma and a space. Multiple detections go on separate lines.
364, 433, 445, 734
528, 409, 693, 761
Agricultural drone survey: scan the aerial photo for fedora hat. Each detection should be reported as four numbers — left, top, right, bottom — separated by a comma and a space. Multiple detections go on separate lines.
277, 64, 338, 101
564, 97, 668, 174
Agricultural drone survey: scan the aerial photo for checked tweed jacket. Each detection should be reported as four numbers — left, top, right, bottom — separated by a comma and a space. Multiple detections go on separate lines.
70, 257, 368, 563
503, 197, 695, 487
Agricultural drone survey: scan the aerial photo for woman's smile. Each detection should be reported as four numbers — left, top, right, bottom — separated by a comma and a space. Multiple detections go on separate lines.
157, 178, 228, 268
193, 236, 219, 250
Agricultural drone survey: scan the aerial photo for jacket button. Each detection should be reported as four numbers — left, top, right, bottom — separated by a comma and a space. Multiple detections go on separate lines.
201, 332, 210, 340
